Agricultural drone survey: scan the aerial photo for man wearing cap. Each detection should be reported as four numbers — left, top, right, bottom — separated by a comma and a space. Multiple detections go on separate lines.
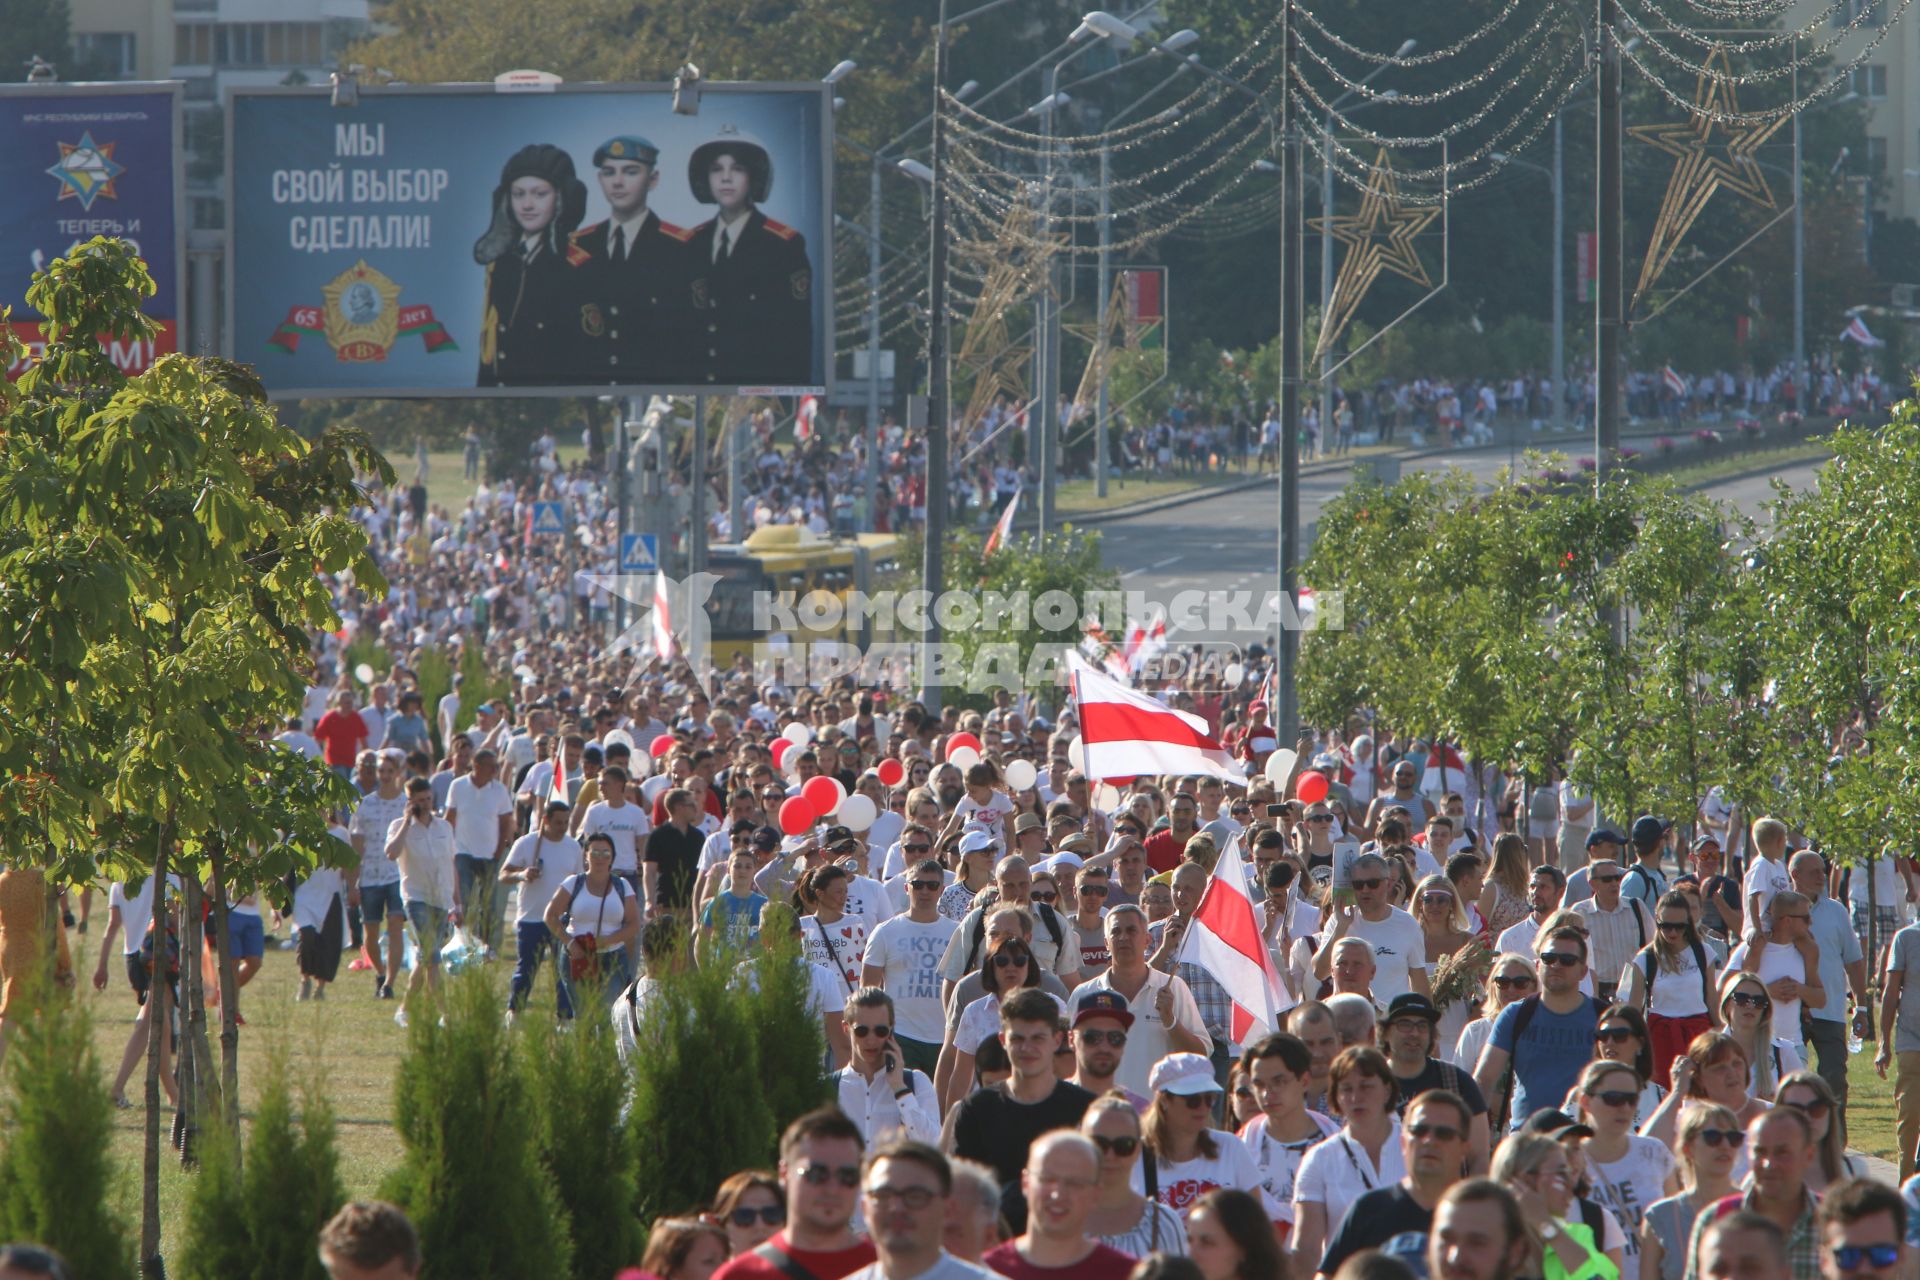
499, 800, 584, 1019
686, 125, 812, 386
1621, 816, 1672, 913
568, 134, 697, 382
1564, 828, 1629, 907
1378, 993, 1490, 1173
1317, 1088, 1478, 1280
1571, 860, 1654, 1003
1012, 813, 1049, 863
1068, 991, 1147, 1109
863, 860, 960, 1076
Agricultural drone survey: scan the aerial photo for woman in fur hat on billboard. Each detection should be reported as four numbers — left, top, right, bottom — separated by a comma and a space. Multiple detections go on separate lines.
475, 142, 591, 387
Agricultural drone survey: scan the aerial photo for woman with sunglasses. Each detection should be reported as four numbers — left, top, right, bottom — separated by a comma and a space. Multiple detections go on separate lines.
1227, 1064, 1263, 1129
1139, 1053, 1277, 1223
1574, 1005, 1667, 1129
1772, 1070, 1863, 1190
1030, 871, 1062, 914
1620, 892, 1721, 1088
948, 934, 1065, 1108
1636, 1103, 1741, 1280
1452, 952, 1537, 1074
1571, 1061, 1679, 1280
1291, 1047, 1405, 1269
1080, 1094, 1190, 1257
1489, 1133, 1618, 1280
1714, 970, 1802, 1099
1414, 873, 1479, 1052
710, 1170, 786, 1256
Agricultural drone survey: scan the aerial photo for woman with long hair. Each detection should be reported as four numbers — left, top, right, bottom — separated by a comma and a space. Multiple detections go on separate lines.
1637, 1103, 1741, 1280
1292, 1047, 1404, 1268
1479, 834, 1533, 937
1577, 1005, 1667, 1129
1772, 1070, 1863, 1190
939, 834, 997, 922
1714, 970, 1802, 1099
1641, 1030, 1768, 1149
947, 934, 1063, 1107
542, 833, 641, 1010
1620, 892, 1721, 1086
1570, 1061, 1680, 1280
1140, 1053, 1275, 1216
640, 1218, 729, 1280
1414, 873, 1479, 1049
1185, 1188, 1287, 1280
1453, 951, 1538, 1073
709, 1170, 784, 1256
1489, 1133, 1620, 1280
796, 864, 866, 990
1081, 1092, 1190, 1257
473, 143, 588, 387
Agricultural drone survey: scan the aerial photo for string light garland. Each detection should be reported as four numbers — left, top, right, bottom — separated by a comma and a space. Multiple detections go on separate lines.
1288, 0, 1540, 67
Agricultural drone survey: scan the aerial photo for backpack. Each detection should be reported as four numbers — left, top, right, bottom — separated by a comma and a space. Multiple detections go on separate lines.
1635, 938, 1715, 1012
963, 899, 1066, 972
562, 873, 630, 936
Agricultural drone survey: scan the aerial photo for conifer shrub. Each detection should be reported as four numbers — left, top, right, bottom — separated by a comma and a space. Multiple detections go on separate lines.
523, 1005, 643, 1280
738, 927, 833, 1136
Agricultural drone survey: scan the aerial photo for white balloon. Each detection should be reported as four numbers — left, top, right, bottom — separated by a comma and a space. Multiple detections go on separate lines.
948, 745, 981, 771
1066, 736, 1088, 774
354, 662, 376, 685
783, 722, 814, 746
1224, 662, 1246, 688
1004, 759, 1038, 791
627, 750, 653, 779
837, 793, 878, 831
1263, 747, 1299, 784
604, 729, 634, 753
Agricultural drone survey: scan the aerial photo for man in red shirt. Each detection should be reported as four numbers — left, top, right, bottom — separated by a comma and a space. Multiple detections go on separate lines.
313, 689, 370, 778
712, 1109, 876, 1280
1142, 791, 1199, 876
985, 1132, 1136, 1280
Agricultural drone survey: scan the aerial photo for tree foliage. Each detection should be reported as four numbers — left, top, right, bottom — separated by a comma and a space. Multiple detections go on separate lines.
523, 1008, 644, 1280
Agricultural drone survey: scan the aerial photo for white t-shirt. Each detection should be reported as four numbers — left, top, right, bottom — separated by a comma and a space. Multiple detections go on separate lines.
1239, 1112, 1341, 1225
560, 874, 632, 944
1453, 1016, 1496, 1071
274, 729, 322, 760
1742, 857, 1792, 932
581, 799, 652, 875
843, 874, 894, 935
110, 874, 183, 956
1586, 1137, 1678, 1280
501, 830, 585, 925
866, 811, 905, 867
1292, 1122, 1408, 1235
954, 792, 1017, 845
1342, 907, 1430, 1003
1496, 917, 1543, 957
1847, 857, 1906, 910
1726, 941, 1810, 1041
349, 791, 409, 887
955, 989, 1068, 1054
862, 914, 960, 1044
1130, 1130, 1282, 1217
445, 775, 514, 859
1640, 943, 1720, 1018
801, 913, 868, 988
292, 837, 349, 938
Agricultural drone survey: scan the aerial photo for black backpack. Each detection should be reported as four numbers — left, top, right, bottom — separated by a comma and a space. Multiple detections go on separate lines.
1635, 938, 1715, 1012
963, 899, 1066, 972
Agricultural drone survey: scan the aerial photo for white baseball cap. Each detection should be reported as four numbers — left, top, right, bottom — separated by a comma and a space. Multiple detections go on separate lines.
1148, 1052, 1221, 1097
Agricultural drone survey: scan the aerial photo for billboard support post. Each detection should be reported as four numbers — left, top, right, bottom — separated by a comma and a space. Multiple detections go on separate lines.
690, 394, 709, 578
614, 406, 632, 637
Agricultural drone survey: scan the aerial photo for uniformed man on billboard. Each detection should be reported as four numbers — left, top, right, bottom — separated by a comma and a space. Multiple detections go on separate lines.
569, 135, 699, 384
686, 124, 813, 387
474, 143, 590, 386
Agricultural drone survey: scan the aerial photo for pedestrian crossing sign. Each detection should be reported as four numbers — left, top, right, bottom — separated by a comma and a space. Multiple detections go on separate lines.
531, 501, 566, 535
619, 533, 659, 573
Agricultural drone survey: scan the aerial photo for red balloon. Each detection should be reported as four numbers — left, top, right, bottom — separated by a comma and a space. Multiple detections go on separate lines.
802, 775, 843, 816
770, 738, 792, 769
946, 732, 983, 758
1296, 772, 1330, 804
650, 734, 676, 759
779, 796, 817, 836
876, 758, 905, 787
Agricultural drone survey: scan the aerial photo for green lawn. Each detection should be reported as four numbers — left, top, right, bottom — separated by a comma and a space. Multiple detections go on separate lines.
379, 444, 590, 513
1663, 440, 1832, 489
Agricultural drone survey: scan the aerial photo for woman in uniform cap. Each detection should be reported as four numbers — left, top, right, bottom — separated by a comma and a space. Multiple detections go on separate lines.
686, 125, 813, 387
475, 143, 590, 386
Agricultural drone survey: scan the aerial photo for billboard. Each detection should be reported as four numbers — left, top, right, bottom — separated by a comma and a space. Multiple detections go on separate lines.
227, 84, 832, 399
1, 82, 183, 378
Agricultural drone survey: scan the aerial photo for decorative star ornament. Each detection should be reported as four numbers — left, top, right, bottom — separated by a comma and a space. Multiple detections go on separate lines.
1629, 48, 1789, 308
1312, 150, 1439, 361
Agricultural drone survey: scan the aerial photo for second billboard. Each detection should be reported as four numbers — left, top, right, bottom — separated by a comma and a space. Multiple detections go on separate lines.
229, 83, 831, 398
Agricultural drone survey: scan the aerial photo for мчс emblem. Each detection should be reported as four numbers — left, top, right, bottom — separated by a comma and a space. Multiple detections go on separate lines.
45, 132, 126, 211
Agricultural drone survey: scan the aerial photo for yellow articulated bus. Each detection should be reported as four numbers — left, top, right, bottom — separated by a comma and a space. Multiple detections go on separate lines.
705, 525, 901, 666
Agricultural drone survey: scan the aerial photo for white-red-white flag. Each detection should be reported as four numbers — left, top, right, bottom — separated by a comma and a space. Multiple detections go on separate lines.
548, 742, 570, 808
984, 485, 1021, 556
1842, 315, 1885, 347
795, 395, 819, 441
1176, 832, 1296, 1040
652, 569, 676, 661
1125, 614, 1167, 673
1662, 365, 1687, 397
1066, 651, 1245, 782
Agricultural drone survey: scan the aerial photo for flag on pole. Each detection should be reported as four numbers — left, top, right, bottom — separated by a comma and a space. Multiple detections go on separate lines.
796, 395, 819, 441
1842, 315, 1885, 347
652, 569, 676, 661
548, 741, 570, 808
984, 485, 1021, 556
1175, 832, 1296, 1039
1661, 365, 1687, 397
1066, 651, 1245, 781
1124, 614, 1168, 673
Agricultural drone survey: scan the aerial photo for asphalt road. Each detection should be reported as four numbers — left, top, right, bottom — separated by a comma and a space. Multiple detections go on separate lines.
1096, 447, 1825, 646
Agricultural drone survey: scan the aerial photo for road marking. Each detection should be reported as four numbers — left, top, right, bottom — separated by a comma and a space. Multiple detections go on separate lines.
1149, 554, 1183, 569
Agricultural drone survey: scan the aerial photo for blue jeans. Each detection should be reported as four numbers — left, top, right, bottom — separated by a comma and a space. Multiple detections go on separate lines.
406, 901, 449, 968
359, 881, 404, 929
454, 854, 502, 951
558, 942, 632, 1018
510, 920, 573, 1018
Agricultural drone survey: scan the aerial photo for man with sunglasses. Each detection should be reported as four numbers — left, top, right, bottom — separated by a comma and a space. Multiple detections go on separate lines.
1377, 994, 1491, 1174
1729, 892, 1825, 1068
863, 859, 959, 1075
1313, 852, 1432, 1005
1365, 761, 1435, 839
847, 1141, 997, 1280
1816, 1179, 1907, 1280
1070, 865, 1113, 978
1316, 1090, 1477, 1280
1473, 926, 1600, 1132
1571, 859, 1654, 1004
714, 1109, 877, 1280
834, 988, 942, 1145
1682, 1109, 1821, 1280
1068, 990, 1146, 1109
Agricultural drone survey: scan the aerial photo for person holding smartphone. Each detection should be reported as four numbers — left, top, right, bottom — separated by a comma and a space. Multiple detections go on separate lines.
382, 776, 462, 1030
832, 988, 941, 1145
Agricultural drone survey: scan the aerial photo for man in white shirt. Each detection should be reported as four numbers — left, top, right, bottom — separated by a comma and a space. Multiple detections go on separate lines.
1313, 852, 1432, 1003
445, 748, 515, 953
862, 862, 960, 1075
273, 714, 321, 760
1496, 865, 1567, 958
578, 766, 652, 897
384, 777, 462, 1029
1068, 905, 1211, 1097
832, 988, 942, 1146
436, 674, 463, 753
498, 800, 585, 1020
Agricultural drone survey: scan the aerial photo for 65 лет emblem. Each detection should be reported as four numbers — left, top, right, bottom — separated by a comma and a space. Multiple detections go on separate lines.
268, 259, 456, 361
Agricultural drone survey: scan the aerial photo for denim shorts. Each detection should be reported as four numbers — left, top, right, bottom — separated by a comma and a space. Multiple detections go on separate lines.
406, 901, 449, 967
359, 880, 404, 923
227, 911, 266, 959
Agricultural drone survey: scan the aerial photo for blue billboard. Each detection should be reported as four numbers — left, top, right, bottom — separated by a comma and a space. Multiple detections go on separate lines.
1, 83, 183, 378
227, 83, 832, 398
